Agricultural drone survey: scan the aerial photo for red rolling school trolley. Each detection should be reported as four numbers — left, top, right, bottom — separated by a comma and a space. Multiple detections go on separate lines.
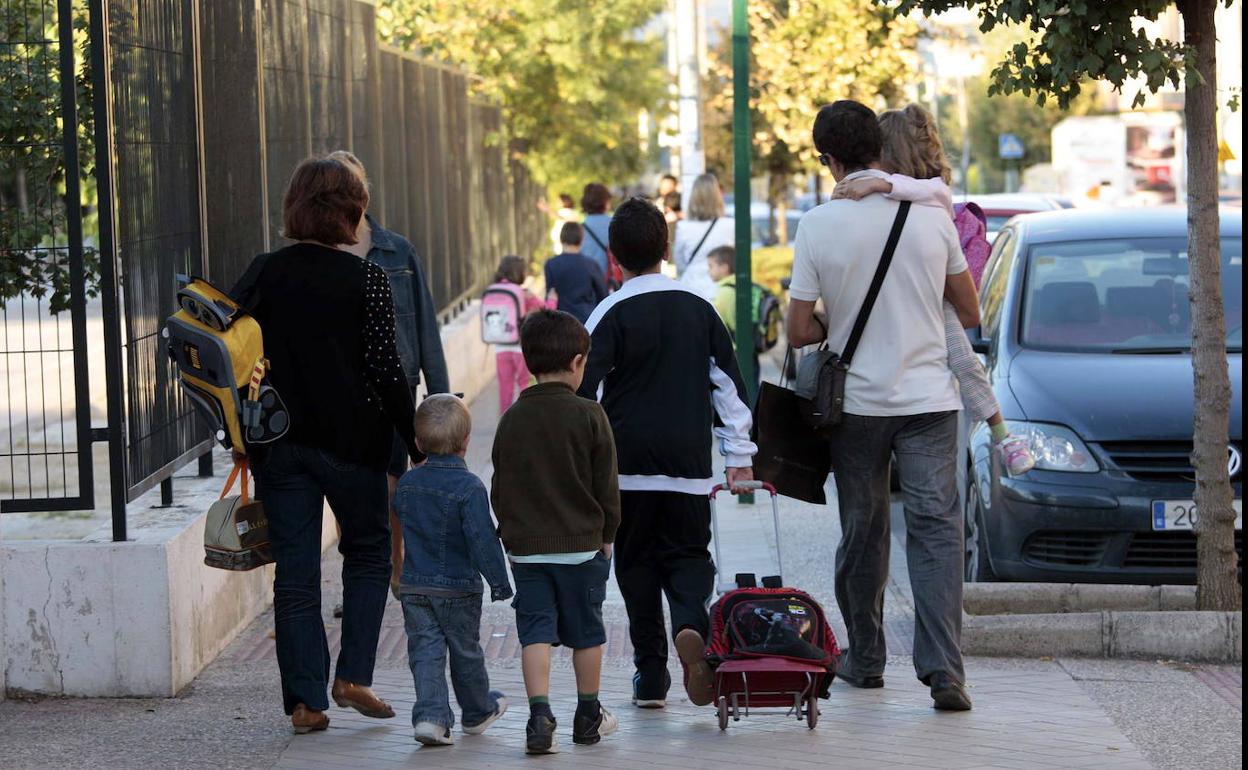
707, 481, 838, 730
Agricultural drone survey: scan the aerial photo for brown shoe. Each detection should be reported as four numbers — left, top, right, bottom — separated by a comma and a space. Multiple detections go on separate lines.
291, 704, 329, 734
675, 628, 715, 706
331, 678, 396, 718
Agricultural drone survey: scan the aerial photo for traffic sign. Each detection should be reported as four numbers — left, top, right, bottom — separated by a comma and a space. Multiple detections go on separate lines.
998, 133, 1025, 160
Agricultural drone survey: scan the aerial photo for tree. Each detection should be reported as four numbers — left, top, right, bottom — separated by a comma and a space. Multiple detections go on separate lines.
934, 27, 1100, 193
1, 2, 98, 314
895, 0, 1239, 610
377, 0, 668, 196
705, 1, 918, 241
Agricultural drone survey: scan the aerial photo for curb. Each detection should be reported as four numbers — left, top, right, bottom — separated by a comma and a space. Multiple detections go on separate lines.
962, 610, 1242, 662
963, 583, 1198, 615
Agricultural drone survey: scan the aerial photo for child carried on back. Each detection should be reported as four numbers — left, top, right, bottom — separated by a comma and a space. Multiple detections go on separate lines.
833, 104, 1037, 475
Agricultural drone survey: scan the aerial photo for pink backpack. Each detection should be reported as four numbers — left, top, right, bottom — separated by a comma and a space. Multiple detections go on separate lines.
481, 281, 526, 344
953, 202, 991, 287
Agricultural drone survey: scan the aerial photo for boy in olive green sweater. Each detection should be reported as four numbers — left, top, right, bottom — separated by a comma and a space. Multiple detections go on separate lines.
491, 309, 621, 755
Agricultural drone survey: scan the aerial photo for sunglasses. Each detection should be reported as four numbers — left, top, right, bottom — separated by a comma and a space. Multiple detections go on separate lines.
816, 152, 833, 168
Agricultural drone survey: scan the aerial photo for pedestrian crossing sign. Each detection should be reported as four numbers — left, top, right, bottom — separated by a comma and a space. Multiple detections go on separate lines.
998, 133, 1025, 160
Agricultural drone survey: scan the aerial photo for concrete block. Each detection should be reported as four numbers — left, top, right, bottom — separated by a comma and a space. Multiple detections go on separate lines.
962, 611, 1104, 657
1069, 584, 1162, 612
963, 582, 1200, 615
1158, 585, 1199, 611
1, 450, 338, 698
1106, 611, 1241, 662
963, 583, 1069, 615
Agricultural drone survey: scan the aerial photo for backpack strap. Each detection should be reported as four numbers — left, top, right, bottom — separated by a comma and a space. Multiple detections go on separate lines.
841, 202, 910, 367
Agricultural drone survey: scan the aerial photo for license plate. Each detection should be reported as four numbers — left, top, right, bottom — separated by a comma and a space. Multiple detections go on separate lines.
1151, 499, 1243, 531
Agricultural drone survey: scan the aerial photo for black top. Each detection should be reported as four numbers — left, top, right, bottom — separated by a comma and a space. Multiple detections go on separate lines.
543, 251, 608, 324
577, 274, 755, 492
232, 242, 418, 469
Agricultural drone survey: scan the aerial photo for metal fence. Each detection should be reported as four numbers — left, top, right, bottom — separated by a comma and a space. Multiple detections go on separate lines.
1, 0, 546, 534
0, 0, 96, 513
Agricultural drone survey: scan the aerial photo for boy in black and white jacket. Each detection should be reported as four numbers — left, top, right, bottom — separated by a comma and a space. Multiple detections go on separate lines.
577, 197, 757, 709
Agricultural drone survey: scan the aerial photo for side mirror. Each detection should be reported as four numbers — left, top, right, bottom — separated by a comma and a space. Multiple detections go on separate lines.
967, 326, 991, 355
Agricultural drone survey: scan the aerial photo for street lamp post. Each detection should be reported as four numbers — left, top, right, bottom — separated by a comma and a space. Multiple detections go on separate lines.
732, 0, 754, 400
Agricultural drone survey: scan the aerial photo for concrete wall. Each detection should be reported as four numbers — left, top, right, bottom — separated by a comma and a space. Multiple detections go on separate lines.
439, 302, 496, 406
0, 514, 337, 697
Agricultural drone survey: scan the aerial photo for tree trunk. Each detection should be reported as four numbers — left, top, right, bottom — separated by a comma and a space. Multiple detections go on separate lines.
1180, 0, 1240, 611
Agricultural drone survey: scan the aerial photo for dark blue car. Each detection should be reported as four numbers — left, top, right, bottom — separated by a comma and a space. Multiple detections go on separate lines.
965, 207, 1243, 584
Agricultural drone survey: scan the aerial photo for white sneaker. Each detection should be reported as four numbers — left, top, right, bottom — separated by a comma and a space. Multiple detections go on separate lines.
462, 694, 508, 735
414, 721, 454, 746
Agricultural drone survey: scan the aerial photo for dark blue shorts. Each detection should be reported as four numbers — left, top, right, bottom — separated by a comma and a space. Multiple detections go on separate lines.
511, 553, 611, 649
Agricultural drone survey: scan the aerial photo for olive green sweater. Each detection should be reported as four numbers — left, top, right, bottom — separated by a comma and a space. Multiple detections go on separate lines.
490, 381, 621, 555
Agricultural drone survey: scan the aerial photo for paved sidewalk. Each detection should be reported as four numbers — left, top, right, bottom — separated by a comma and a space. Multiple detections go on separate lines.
274, 662, 1151, 770
0, 374, 1241, 769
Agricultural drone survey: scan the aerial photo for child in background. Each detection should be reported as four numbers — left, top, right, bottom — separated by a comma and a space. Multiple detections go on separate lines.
833, 103, 1036, 476
394, 395, 513, 746
491, 309, 621, 755
706, 244, 761, 391
485, 255, 548, 413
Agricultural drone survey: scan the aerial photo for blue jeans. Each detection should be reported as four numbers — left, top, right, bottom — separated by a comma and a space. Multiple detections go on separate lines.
254, 441, 391, 714
401, 594, 500, 729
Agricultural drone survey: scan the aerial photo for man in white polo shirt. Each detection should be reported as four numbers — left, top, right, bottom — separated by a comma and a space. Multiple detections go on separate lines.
786, 100, 981, 711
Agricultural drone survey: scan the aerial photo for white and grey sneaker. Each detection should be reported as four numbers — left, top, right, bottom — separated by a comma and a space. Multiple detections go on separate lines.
462, 693, 508, 735
414, 721, 454, 746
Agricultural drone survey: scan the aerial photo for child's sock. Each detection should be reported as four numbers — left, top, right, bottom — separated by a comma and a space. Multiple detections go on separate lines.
575, 692, 601, 720
990, 422, 1009, 442
529, 695, 554, 720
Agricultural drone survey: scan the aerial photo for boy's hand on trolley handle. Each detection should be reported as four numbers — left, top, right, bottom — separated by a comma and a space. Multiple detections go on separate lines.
726, 466, 755, 495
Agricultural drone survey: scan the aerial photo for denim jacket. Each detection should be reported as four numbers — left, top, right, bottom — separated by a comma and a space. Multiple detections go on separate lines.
394, 454, 513, 601
365, 215, 451, 393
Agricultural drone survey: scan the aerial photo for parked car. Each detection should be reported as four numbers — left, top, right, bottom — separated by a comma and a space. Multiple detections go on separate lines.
964, 206, 1243, 584
967, 192, 1067, 242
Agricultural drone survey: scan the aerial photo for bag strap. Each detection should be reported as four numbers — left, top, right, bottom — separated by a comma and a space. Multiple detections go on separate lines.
220, 457, 251, 505
841, 201, 910, 366
583, 223, 608, 253
688, 217, 718, 263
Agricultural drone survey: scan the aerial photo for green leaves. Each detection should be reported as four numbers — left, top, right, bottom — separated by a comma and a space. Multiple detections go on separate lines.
705, 0, 919, 183
889, 0, 1195, 111
378, 0, 667, 194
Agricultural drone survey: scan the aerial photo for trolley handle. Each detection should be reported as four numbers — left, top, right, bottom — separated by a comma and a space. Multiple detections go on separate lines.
710, 480, 777, 498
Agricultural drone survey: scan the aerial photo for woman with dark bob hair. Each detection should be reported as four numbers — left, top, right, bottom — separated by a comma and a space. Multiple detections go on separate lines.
232, 155, 418, 734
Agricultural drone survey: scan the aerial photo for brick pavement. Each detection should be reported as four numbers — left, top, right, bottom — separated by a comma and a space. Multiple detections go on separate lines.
272, 662, 1152, 770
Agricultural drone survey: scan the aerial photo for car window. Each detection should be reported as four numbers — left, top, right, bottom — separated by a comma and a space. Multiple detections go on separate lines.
980, 229, 1016, 339
1021, 236, 1243, 352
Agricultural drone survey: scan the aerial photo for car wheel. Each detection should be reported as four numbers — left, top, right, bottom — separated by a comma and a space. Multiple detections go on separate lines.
964, 467, 997, 583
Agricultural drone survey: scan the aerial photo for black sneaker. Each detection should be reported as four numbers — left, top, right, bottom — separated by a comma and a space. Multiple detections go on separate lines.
631, 670, 671, 709
525, 714, 559, 755
929, 672, 973, 711
572, 704, 618, 745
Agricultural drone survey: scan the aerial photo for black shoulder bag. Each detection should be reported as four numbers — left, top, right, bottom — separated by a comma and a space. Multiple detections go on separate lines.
800, 201, 911, 434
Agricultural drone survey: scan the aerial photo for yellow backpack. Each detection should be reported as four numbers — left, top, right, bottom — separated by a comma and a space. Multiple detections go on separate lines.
164, 276, 289, 453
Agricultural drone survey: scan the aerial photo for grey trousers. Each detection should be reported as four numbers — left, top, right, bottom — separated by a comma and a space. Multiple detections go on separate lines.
827, 410, 965, 685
